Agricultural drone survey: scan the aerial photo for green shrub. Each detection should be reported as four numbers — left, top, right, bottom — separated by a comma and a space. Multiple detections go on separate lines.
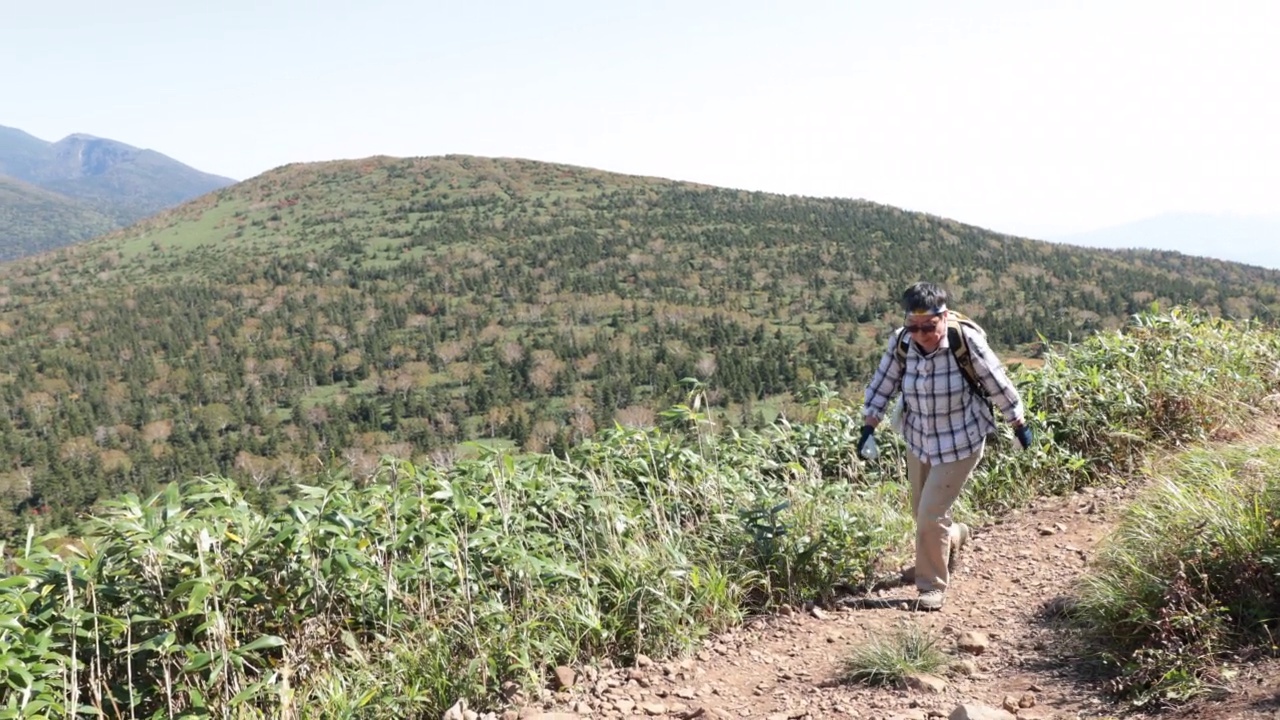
962, 308, 1280, 515
1, 308, 1277, 716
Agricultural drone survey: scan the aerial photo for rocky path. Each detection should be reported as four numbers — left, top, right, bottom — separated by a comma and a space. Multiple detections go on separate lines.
509, 469, 1280, 720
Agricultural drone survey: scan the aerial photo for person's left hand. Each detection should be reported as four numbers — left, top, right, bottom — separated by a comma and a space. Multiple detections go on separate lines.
857, 425, 876, 456
1014, 423, 1033, 449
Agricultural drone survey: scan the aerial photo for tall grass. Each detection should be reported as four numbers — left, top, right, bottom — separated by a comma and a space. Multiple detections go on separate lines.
0, 426, 900, 719
0, 308, 1278, 716
1069, 446, 1280, 707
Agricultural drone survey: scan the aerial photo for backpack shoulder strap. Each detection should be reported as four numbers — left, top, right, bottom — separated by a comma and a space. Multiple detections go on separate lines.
893, 326, 910, 370
947, 316, 988, 399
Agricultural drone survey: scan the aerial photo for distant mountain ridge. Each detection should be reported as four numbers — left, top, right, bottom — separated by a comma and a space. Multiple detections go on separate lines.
1048, 213, 1280, 270
0, 124, 235, 259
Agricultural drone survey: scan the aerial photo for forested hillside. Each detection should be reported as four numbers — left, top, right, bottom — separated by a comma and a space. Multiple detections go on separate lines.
2, 154, 1278, 533
0, 175, 116, 253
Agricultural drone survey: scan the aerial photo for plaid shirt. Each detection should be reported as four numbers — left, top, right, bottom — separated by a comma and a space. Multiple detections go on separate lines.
863, 325, 1025, 465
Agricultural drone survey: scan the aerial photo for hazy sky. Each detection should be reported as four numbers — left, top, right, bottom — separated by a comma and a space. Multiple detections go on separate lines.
4, 0, 1278, 238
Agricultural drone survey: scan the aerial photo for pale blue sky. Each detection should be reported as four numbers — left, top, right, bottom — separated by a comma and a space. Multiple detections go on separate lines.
4, 0, 1278, 239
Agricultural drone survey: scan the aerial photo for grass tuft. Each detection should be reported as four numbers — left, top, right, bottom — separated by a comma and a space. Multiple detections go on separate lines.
842, 623, 949, 686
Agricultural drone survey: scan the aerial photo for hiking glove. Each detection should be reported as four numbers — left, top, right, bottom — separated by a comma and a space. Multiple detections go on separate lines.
1015, 423, 1033, 449
857, 425, 876, 457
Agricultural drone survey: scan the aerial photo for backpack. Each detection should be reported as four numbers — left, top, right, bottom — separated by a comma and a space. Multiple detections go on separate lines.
894, 311, 991, 405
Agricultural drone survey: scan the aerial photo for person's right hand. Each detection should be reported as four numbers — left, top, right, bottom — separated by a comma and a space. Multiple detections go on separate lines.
857, 425, 876, 456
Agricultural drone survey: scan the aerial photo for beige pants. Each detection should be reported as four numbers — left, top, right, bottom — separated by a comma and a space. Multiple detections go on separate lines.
906, 443, 984, 593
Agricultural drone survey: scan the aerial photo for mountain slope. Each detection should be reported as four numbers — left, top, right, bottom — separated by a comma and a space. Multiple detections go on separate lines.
2, 154, 1279, 532
0, 125, 55, 182
0, 175, 116, 257
36, 133, 237, 221
64, 154, 1280, 341
0, 124, 235, 258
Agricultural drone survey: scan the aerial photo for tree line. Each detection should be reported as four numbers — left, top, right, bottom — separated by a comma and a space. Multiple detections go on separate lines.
1, 155, 1277, 535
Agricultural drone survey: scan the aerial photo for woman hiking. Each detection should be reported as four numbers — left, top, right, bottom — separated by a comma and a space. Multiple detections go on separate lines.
858, 282, 1032, 611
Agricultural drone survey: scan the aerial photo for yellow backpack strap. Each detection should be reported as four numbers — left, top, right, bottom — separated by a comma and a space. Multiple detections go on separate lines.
947, 318, 988, 400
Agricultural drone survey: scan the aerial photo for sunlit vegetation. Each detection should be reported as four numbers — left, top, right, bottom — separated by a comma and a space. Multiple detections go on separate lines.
1, 310, 1277, 717
1071, 444, 1280, 707
2, 156, 1279, 537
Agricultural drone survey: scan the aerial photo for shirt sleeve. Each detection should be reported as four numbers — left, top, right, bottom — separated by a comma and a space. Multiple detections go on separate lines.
963, 326, 1025, 424
863, 328, 905, 419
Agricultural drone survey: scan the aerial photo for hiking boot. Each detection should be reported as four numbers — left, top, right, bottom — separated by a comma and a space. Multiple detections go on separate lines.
948, 522, 971, 572
913, 589, 945, 611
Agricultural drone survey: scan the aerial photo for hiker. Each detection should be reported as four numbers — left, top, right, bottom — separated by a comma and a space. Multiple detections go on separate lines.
857, 281, 1031, 611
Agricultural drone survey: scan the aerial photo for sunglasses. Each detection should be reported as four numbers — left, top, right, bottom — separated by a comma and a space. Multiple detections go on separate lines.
905, 320, 941, 334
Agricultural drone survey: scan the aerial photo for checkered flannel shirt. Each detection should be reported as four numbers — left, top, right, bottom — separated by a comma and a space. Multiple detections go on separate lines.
863, 324, 1025, 465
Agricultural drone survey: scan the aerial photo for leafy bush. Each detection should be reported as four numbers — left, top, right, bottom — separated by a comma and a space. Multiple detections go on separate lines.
0, 308, 1277, 716
0, 436, 857, 718
962, 308, 1280, 515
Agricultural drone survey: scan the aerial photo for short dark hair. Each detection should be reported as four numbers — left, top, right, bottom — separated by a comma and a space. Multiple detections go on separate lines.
901, 282, 948, 315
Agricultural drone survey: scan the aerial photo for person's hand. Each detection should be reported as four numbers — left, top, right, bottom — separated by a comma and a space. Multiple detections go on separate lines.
857, 425, 876, 456
1014, 422, 1033, 449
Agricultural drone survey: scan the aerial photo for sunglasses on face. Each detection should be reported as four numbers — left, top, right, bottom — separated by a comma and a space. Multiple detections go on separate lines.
905, 320, 941, 334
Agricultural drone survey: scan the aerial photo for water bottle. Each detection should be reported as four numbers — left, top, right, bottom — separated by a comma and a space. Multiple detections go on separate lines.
859, 434, 879, 460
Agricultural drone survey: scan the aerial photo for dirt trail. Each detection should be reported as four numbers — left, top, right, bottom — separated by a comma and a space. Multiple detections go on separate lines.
515, 469, 1280, 720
